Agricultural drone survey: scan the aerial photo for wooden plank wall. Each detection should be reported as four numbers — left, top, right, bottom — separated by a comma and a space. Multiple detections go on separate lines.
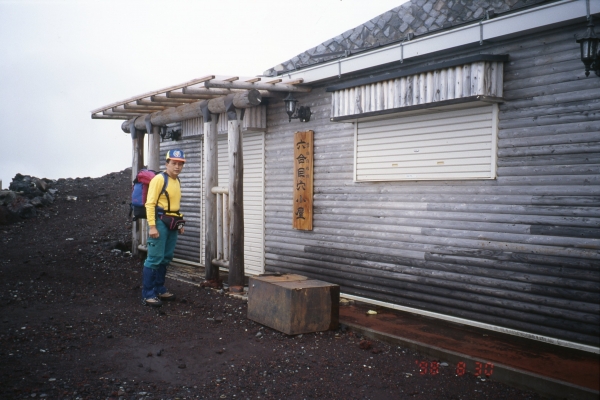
264, 23, 600, 346
331, 60, 503, 118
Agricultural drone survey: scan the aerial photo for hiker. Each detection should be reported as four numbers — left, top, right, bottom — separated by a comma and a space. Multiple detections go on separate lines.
141, 149, 186, 307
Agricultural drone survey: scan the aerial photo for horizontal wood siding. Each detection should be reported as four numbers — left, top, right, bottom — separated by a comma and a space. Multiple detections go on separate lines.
264, 23, 600, 346
161, 137, 202, 263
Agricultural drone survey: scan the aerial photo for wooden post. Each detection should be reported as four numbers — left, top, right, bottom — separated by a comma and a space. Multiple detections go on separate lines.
131, 122, 145, 256
204, 112, 219, 282
141, 125, 161, 248
148, 126, 161, 171
228, 106, 245, 292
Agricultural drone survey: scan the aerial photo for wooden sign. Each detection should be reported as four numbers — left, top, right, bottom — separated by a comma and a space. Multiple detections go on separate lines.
293, 130, 313, 230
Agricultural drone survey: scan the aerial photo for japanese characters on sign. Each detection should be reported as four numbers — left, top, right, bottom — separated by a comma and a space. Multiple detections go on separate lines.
293, 131, 313, 230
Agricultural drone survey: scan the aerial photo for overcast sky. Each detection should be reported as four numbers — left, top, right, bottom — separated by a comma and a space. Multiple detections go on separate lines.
0, 0, 405, 189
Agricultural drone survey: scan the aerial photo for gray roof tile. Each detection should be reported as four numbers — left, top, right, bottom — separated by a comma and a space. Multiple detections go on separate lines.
264, 0, 551, 76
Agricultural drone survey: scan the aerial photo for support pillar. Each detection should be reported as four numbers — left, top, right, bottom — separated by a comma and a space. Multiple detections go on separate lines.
227, 103, 245, 292
147, 125, 161, 171
204, 109, 219, 282
130, 121, 145, 256
139, 125, 161, 248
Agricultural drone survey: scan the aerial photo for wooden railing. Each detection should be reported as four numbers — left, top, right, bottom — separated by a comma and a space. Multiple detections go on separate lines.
210, 186, 229, 268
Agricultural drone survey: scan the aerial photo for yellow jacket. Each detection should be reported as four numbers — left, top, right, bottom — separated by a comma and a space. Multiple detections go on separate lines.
145, 172, 183, 226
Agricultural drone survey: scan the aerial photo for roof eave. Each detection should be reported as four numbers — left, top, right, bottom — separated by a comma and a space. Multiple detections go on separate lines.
272, 0, 593, 87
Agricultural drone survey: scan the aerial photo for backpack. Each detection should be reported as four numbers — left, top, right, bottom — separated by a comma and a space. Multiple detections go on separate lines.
130, 170, 179, 221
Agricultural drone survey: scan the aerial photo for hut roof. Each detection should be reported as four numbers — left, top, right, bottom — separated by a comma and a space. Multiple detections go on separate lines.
263, 0, 551, 76
90, 74, 307, 120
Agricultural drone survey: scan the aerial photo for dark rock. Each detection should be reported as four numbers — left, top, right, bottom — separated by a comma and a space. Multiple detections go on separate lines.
7, 196, 28, 214
359, 340, 372, 350
0, 190, 17, 206
19, 203, 37, 219
41, 193, 55, 205
30, 197, 43, 207
33, 178, 48, 192
0, 206, 20, 225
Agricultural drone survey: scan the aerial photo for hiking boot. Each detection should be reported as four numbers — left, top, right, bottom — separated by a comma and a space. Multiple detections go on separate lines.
159, 292, 176, 301
143, 297, 163, 307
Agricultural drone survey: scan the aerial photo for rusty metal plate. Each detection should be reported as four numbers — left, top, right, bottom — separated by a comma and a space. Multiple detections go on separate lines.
254, 274, 308, 283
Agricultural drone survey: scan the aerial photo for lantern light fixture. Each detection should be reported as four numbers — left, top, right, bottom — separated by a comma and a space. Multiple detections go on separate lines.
160, 126, 182, 141
576, 16, 600, 77
284, 92, 312, 123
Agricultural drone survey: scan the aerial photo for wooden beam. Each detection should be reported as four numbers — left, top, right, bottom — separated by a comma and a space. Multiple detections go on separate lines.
224, 76, 239, 82
183, 87, 235, 96
131, 133, 145, 255
185, 87, 278, 98
122, 104, 167, 111
104, 109, 145, 116
265, 78, 282, 84
92, 114, 129, 120
136, 100, 184, 107
118, 90, 263, 129
207, 90, 262, 114
245, 77, 261, 83
149, 102, 205, 127
166, 91, 216, 100
90, 75, 215, 114
228, 110, 245, 290
204, 116, 219, 281
150, 95, 197, 104
147, 125, 161, 171
205, 79, 311, 92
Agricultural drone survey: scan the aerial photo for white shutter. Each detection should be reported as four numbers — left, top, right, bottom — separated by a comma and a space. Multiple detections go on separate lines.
355, 104, 498, 181
201, 132, 265, 275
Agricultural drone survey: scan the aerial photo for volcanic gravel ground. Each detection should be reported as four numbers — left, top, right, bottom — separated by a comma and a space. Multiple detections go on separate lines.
0, 170, 545, 399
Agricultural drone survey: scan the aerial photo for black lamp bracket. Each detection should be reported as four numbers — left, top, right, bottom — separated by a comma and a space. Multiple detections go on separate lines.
284, 92, 312, 123
160, 126, 182, 142
576, 13, 600, 77
294, 106, 312, 123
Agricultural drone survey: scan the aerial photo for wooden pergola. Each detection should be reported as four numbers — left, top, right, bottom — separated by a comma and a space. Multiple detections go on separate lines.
91, 75, 311, 291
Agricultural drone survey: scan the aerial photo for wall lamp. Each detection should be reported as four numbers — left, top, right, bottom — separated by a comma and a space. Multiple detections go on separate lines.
576, 17, 600, 77
284, 93, 312, 123
160, 126, 182, 141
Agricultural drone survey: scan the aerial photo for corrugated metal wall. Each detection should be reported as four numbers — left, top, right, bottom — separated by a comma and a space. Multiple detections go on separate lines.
356, 104, 497, 181
264, 23, 600, 346
161, 128, 203, 263
200, 132, 265, 275
331, 59, 504, 118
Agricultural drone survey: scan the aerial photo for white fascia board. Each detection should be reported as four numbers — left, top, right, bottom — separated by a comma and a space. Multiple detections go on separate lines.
283, 0, 594, 85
